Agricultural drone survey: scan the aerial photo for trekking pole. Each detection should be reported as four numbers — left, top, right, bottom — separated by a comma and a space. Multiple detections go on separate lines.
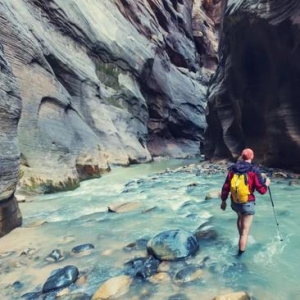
268, 187, 283, 241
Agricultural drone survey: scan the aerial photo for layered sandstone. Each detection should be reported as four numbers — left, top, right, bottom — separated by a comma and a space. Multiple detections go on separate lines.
0, 0, 219, 194
0, 43, 22, 236
205, 0, 300, 171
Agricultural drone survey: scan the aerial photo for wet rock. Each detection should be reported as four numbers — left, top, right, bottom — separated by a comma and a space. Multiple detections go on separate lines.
180, 200, 198, 210
72, 244, 95, 254
147, 229, 199, 261
56, 288, 70, 298
20, 248, 37, 257
198, 256, 210, 268
168, 293, 191, 300
213, 291, 251, 300
91, 275, 132, 300
15, 195, 26, 202
57, 292, 91, 300
75, 275, 88, 286
205, 190, 221, 200
185, 213, 200, 220
174, 265, 205, 283
42, 265, 79, 293
274, 172, 289, 179
157, 261, 171, 273
194, 226, 218, 241
0, 196, 22, 237
187, 183, 198, 187
21, 292, 42, 300
124, 180, 136, 187
288, 180, 300, 186
123, 238, 149, 252
149, 272, 171, 284
0, 251, 15, 258
124, 256, 160, 278
45, 249, 65, 262
142, 206, 158, 214
107, 202, 141, 213
26, 220, 47, 228
12, 281, 23, 290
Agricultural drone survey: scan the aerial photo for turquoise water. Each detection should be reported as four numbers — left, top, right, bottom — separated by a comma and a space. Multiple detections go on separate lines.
0, 159, 299, 299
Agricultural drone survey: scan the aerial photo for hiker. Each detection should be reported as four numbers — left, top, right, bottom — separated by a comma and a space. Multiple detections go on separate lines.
220, 148, 271, 256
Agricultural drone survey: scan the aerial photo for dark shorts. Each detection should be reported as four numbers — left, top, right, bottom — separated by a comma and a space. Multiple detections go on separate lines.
231, 201, 255, 215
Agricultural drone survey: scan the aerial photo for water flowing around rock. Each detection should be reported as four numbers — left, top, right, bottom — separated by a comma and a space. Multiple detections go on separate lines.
147, 229, 199, 261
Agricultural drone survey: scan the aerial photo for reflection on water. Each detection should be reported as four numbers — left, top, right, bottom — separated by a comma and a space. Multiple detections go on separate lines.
0, 159, 299, 300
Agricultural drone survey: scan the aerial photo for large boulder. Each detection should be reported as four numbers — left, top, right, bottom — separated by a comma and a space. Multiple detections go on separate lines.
0, 42, 22, 236
204, 0, 300, 171
147, 229, 199, 260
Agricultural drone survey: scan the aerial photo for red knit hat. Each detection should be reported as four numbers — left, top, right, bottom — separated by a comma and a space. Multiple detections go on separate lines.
241, 148, 254, 160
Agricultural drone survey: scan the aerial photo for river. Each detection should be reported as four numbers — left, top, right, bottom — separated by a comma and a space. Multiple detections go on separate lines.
0, 159, 298, 300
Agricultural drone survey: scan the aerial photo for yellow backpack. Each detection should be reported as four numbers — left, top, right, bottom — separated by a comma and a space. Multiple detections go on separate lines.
230, 173, 250, 203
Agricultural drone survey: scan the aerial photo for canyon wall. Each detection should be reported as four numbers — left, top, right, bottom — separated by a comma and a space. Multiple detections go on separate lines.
0, 0, 220, 195
0, 43, 22, 236
205, 0, 300, 171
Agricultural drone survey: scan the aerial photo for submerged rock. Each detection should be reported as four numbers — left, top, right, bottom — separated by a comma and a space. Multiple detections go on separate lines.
108, 202, 142, 213
149, 272, 171, 284
72, 244, 95, 254
205, 190, 221, 200
21, 292, 42, 300
123, 238, 149, 252
168, 293, 191, 300
12, 281, 23, 290
0, 251, 15, 258
20, 247, 37, 257
91, 275, 132, 300
25, 220, 47, 228
194, 226, 218, 241
56, 292, 91, 300
174, 265, 205, 283
124, 256, 160, 278
42, 265, 79, 293
213, 291, 251, 300
147, 229, 199, 261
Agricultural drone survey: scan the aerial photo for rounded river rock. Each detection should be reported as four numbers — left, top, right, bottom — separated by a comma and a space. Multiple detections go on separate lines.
147, 229, 199, 261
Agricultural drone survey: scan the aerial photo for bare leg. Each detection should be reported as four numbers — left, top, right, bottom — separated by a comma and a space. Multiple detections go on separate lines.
238, 214, 254, 251
236, 213, 242, 235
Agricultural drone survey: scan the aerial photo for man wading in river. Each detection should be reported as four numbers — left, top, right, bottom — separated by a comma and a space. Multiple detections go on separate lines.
220, 148, 271, 256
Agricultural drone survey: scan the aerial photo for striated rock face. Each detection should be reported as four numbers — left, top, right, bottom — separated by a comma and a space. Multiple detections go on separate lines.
0, 0, 219, 193
205, 0, 300, 171
0, 43, 22, 236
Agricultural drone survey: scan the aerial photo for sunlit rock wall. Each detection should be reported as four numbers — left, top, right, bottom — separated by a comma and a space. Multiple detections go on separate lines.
0, 0, 219, 193
0, 43, 22, 236
205, 0, 300, 171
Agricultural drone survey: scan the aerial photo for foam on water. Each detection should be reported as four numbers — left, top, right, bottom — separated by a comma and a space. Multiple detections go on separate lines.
254, 234, 290, 266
